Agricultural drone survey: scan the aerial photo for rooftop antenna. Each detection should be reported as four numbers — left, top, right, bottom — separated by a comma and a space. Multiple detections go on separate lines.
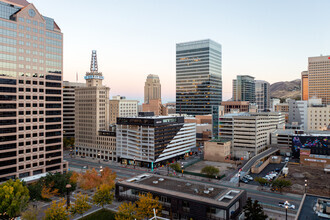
90, 50, 98, 72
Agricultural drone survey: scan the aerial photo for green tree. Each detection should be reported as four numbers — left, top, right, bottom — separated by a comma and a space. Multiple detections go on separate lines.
70, 193, 91, 217
254, 177, 269, 189
136, 193, 162, 219
21, 205, 39, 220
92, 183, 114, 208
63, 137, 75, 150
43, 199, 69, 220
201, 166, 220, 177
170, 163, 181, 172
271, 178, 292, 193
27, 182, 44, 201
243, 197, 267, 220
42, 172, 77, 196
0, 179, 30, 218
115, 202, 137, 220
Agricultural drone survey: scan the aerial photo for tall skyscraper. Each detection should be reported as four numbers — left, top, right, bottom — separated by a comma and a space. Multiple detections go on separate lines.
75, 51, 116, 162
144, 74, 161, 104
0, 0, 67, 181
255, 80, 270, 112
176, 39, 222, 115
308, 56, 330, 105
301, 71, 308, 101
232, 75, 255, 103
63, 81, 85, 139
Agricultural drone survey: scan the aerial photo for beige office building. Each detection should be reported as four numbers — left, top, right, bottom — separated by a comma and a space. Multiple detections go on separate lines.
308, 105, 330, 131
144, 74, 161, 104
308, 56, 330, 105
218, 112, 285, 159
0, 0, 67, 181
75, 51, 116, 161
109, 95, 138, 124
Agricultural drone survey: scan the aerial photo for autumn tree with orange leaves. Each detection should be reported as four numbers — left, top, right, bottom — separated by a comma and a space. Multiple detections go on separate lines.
41, 182, 59, 199
78, 167, 116, 190
135, 193, 162, 219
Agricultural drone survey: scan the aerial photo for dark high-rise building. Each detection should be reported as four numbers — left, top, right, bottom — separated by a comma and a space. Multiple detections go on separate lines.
255, 80, 270, 112
176, 39, 222, 115
0, 0, 67, 182
232, 75, 255, 103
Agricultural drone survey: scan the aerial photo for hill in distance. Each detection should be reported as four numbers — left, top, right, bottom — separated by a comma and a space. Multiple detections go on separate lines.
270, 79, 301, 100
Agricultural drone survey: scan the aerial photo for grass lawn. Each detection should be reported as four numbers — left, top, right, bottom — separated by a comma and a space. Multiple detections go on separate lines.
80, 209, 116, 220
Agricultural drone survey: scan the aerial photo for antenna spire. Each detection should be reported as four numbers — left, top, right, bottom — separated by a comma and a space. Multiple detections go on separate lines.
90, 50, 98, 72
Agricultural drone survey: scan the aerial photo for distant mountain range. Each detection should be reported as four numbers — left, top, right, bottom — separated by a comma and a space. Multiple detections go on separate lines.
270, 79, 301, 99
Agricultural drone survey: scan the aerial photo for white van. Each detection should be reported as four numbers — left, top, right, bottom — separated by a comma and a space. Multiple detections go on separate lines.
285, 157, 289, 163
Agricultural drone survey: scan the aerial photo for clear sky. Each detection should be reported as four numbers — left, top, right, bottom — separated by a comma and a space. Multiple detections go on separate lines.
31, 0, 330, 103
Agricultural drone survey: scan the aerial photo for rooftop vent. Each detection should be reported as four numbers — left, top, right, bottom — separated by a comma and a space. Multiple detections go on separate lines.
204, 190, 210, 194
153, 181, 158, 184
186, 183, 191, 186
208, 188, 214, 191
194, 189, 199, 193
159, 178, 164, 181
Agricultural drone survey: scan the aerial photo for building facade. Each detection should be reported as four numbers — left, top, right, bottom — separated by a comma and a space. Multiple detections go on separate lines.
0, 0, 67, 181
142, 99, 168, 116
109, 95, 138, 124
255, 80, 270, 112
220, 101, 250, 114
301, 71, 308, 101
176, 39, 222, 115
63, 81, 85, 138
116, 116, 196, 167
232, 75, 255, 103
307, 104, 330, 131
144, 74, 161, 104
288, 99, 307, 130
217, 112, 285, 159
75, 51, 116, 162
308, 56, 330, 105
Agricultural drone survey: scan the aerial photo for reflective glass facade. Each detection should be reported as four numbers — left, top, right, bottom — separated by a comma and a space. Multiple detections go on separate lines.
232, 75, 255, 103
176, 39, 222, 115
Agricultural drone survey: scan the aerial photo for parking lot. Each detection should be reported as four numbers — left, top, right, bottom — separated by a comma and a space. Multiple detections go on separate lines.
244, 161, 287, 185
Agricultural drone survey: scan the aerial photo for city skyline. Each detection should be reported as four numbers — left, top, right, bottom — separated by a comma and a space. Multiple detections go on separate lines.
30, 0, 330, 102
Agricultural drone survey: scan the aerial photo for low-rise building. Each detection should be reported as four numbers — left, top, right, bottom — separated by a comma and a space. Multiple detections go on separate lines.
116, 173, 247, 220
204, 139, 231, 162
142, 99, 168, 116
220, 101, 249, 114
116, 115, 196, 167
307, 104, 330, 131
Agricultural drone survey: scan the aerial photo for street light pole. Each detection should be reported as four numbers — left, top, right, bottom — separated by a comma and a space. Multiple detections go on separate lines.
98, 152, 100, 164
238, 173, 240, 187
181, 162, 184, 177
66, 184, 72, 209
285, 200, 288, 220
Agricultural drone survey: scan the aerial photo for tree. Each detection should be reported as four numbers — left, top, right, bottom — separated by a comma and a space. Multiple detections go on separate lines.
21, 205, 39, 220
70, 193, 91, 217
42, 172, 77, 196
201, 166, 220, 177
136, 193, 162, 219
41, 182, 59, 199
271, 178, 292, 193
27, 182, 43, 201
78, 167, 116, 190
63, 137, 75, 150
115, 202, 137, 220
43, 199, 69, 220
243, 197, 267, 220
254, 177, 269, 189
92, 183, 114, 208
170, 163, 181, 172
0, 179, 30, 218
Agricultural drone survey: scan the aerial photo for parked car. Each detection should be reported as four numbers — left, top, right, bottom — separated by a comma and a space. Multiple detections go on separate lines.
285, 157, 289, 162
279, 202, 295, 209
275, 168, 281, 172
244, 175, 253, 181
240, 178, 249, 184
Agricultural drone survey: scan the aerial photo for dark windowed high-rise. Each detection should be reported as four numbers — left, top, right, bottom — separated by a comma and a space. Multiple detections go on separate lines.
232, 75, 255, 103
176, 39, 222, 115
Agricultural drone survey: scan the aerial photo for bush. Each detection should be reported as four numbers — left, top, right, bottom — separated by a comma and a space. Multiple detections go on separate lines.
201, 166, 220, 177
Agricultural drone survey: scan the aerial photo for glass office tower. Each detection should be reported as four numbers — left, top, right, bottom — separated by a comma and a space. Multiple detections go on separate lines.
0, 0, 66, 182
232, 75, 255, 103
176, 39, 222, 115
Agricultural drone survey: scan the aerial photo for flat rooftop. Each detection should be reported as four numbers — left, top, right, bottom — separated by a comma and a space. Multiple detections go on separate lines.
119, 174, 244, 207
273, 129, 330, 136
298, 195, 330, 220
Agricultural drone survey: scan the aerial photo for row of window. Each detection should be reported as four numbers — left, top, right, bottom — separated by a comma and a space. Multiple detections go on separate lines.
18, 17, 44, 28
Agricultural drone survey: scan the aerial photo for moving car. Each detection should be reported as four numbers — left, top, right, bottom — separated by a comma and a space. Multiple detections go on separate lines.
244, 175, 253, 181
279, 202, 295, 209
